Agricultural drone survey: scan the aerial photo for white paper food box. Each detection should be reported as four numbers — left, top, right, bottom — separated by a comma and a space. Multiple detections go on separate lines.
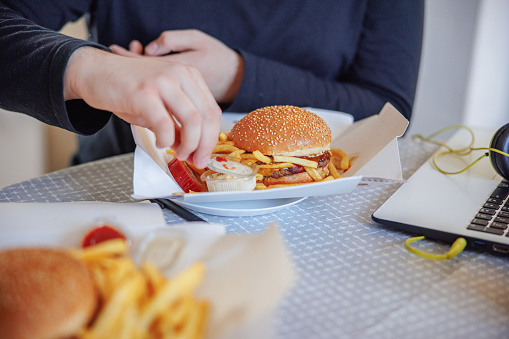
131, 103, 408, 203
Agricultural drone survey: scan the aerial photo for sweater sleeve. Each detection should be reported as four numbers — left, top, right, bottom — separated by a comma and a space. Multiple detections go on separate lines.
228, 0, 424, 121
0, 0, 111, 134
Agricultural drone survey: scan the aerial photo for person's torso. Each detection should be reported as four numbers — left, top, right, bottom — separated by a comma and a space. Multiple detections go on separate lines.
94, 0, 367, 79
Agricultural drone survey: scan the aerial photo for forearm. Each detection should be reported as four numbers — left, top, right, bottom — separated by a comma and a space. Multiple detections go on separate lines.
0, 2, 111, 134
229, 52, 389, 120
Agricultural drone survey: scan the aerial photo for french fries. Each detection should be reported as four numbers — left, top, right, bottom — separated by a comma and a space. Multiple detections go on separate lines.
272, 155, 318, 169
239, 153, 258, 161
258, 162, 294, 169
304, 166, 323, 181
229, 149, 245, 160
212, 144, 239, 154
218, 132, 229, 142
168, 134, 352, 192
187, 162, 207, 176
327, 161, 342, 179
255, 182, 268, 190
253, 150, 272, 164
255, 149, 350, 189
74, 239, 208, 339
267, 183, 309, 188
331, 148, 350, 170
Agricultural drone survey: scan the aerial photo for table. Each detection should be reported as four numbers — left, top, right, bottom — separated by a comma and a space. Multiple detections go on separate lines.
1, 138, 508, 338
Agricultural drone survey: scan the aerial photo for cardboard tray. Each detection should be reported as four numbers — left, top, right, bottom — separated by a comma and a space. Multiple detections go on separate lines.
131, 103, 408, 203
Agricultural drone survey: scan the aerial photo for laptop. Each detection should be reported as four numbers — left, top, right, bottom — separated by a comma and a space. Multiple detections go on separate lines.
372, 126, 509, 255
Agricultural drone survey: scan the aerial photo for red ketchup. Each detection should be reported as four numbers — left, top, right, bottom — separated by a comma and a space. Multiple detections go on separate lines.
81, 224, 127, 248
167, 157, 207, 193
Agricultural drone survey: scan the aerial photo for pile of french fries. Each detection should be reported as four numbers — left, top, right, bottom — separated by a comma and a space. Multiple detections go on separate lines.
168, 132, 351, 191
71, 239, 208, 339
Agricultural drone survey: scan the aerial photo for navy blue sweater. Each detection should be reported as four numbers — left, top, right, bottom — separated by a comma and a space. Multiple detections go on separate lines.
0, 0, 423, 163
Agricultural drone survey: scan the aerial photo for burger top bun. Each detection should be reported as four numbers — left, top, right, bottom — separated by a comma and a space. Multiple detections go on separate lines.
229, 105, 332, 157
0, 248, 97, 339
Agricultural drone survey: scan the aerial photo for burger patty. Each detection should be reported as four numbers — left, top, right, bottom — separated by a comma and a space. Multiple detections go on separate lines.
269, 151, 331, 179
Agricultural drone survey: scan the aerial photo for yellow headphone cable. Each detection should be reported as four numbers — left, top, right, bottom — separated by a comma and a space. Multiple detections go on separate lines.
402, 125, 509, 260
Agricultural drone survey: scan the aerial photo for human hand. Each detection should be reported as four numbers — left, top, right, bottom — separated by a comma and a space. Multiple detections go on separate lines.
63, 47, 221, 168
110, 29, 244, 104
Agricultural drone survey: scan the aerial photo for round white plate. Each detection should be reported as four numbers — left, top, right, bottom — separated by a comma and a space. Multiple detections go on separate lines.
174, 197, 306, 217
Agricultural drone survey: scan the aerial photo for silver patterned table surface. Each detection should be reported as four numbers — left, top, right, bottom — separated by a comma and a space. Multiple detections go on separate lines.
1, 138, 508, 339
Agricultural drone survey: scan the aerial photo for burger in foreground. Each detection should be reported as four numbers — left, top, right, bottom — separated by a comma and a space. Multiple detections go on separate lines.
0, 237, 208, 339
0, 248, 97, 339
229, 105, 334, 186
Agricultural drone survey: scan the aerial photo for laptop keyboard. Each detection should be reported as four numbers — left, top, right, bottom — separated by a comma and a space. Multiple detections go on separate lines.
468, 181, 509, 236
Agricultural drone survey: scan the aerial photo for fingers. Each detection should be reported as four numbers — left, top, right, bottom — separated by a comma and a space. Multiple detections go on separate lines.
145, 29, 204, 56
128, 92, 176, 149
160, 68, 221, 168
69, 48, 220, 168
189, 111, 221, 168
109, 44, 144, 59
129, 40, 143, 54
167, 99, 201, 161
141, 29, 243, 104
109, 41, 143, 56
179, 70, 222, 168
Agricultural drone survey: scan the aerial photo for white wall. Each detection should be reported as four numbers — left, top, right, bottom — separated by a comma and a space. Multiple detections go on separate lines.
408, 0, 509, 137
407, 0, 479, 137
0, 109, 46, 188
463, 0, 509, 129
0, 18, 86, 189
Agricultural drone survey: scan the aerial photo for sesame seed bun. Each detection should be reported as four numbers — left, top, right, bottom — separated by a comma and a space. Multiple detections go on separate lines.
0, 248, 97, 339
229, 105, 332, 157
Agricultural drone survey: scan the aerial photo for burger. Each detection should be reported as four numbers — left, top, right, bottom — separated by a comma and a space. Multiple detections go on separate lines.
228, 105, 332, 186
0, 248, 97, 339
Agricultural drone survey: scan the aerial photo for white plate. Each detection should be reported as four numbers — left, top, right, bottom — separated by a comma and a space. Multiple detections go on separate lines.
174, 197, 306, 217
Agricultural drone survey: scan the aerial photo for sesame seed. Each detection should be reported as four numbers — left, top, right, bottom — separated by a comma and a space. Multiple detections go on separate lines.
229, 105, 331, 154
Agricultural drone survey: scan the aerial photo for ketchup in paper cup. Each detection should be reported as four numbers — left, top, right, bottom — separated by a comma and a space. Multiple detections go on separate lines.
167, 157, 207, 193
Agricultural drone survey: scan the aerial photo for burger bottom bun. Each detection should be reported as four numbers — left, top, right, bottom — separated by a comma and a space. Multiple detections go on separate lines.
0, 248, 97, 339
263, 166, 330, 186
